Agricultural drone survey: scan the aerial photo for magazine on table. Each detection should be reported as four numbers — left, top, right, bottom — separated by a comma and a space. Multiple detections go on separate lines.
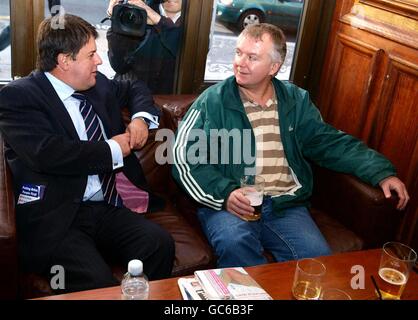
177, 277, 208, 300
178, 267, 272, 300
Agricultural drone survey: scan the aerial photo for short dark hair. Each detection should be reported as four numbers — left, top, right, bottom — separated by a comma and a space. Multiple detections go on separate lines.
36, 14, 98, 72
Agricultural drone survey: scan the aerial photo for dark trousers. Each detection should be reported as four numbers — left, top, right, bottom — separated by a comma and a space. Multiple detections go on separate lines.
46, 202, 174, 293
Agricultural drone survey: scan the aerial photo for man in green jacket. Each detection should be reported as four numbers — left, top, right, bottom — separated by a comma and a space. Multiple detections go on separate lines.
172, 23, 409, 268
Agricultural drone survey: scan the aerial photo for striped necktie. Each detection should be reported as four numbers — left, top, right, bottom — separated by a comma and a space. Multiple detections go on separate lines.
72, 92, 123, 207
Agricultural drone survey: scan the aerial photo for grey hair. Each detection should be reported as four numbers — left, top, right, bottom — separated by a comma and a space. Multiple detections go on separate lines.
238, 23, 287, 65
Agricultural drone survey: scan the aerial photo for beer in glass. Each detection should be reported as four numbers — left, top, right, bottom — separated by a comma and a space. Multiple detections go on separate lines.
377, 242, 417, 300
292, 258, 326, 300
240, 175, 264, 221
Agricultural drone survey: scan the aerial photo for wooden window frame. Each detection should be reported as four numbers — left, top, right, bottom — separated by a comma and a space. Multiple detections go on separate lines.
10, 0, 44, 79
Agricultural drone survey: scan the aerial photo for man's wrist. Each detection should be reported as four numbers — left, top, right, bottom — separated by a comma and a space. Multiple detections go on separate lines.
136, 116, 150, 127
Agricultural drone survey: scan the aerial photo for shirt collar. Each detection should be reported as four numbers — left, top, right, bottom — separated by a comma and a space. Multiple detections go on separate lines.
159, 4, 181, 23
44, 72, 75, 103
238, 83, 278, 107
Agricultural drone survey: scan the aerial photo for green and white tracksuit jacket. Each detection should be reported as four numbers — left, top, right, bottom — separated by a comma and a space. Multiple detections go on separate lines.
172, 76, 396, 213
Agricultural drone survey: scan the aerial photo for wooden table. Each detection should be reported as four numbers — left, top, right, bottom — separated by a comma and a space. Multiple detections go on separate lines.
38, 249, 418, 300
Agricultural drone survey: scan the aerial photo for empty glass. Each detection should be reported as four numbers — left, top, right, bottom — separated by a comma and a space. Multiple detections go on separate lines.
320, 288, 351, 300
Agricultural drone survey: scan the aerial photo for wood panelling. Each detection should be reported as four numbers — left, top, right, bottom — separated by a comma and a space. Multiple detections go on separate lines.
375, 58, 418, 182
321, 34, 384, 138
318, 0, 418, 249
342, 0, 418, 49
360, 0, 418, 20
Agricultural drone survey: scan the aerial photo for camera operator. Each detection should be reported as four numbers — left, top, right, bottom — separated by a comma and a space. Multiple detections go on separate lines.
106, 0, 183, 94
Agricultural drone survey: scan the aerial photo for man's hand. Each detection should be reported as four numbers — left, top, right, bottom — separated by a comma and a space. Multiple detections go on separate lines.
107, 0, 119, 16
111, 132, 131, 157
379, 176, 409, 210
107, 0, 160, 22
226, 188, 256, 221
122, 0, 162, 25
126, 117, 149, 149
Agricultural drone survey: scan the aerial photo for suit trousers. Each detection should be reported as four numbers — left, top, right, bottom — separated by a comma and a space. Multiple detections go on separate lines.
45, 201, 174, 293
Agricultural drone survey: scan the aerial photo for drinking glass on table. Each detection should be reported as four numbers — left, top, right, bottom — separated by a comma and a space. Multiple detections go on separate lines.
292, 258, 326, 300
376, 241, 417, 300
320, 288, 351, 300
240, 175, 264, 221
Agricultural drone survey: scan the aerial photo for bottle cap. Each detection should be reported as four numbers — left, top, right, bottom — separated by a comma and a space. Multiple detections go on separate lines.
127, 259, 143, 276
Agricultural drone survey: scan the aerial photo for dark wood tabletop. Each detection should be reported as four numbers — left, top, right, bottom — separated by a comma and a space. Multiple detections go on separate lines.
37, 249, 418, 300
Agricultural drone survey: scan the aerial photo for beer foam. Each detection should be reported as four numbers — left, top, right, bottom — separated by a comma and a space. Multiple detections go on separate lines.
378, 268, 407, 285
246, 192, 263, 206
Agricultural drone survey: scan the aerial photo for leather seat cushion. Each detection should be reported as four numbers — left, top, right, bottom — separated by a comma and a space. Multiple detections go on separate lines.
310, 208, 364, 253
145, 201, 215, 276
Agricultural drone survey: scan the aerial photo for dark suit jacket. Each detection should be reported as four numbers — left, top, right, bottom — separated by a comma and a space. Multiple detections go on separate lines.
0, 71, 160, 273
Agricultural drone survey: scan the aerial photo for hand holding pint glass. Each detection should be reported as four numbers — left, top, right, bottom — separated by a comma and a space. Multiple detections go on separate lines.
376, 242, 417, 300
240, 175, 264, 221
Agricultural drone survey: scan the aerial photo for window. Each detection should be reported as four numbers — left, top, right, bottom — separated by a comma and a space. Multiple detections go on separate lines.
205, 0, 305, 82
42, 0, 186, 94
7, 0, 333, 95
8, 0, 187, 93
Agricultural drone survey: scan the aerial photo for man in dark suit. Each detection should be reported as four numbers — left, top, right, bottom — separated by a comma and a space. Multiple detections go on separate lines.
0, 14, 174, 293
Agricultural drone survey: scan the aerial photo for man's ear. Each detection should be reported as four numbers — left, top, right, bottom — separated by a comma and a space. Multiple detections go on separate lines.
270, 62, 281, 77
57, 53, 70, 71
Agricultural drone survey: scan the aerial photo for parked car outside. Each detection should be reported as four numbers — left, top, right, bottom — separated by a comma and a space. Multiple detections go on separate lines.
216, 0, 304, 32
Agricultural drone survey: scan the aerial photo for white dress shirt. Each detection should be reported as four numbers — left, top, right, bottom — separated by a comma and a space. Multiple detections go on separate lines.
44, 72, 157, 201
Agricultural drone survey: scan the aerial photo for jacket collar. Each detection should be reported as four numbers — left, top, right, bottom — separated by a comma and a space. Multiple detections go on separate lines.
272, 78, 297, 115
223, 76, 297, 115
32, 71, 112, 138
32, 70, 79, 139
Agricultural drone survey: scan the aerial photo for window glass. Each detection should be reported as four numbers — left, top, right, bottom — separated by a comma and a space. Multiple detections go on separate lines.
205, 0, 305, 82
47, 0, 185, 94
0, 0, 11, 81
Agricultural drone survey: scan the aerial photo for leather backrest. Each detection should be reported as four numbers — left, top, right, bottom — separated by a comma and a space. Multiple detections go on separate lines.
311, 165, 401, 248
127, 95, 197, 198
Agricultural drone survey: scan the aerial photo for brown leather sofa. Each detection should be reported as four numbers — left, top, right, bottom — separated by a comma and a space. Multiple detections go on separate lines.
0, 94, 403, 299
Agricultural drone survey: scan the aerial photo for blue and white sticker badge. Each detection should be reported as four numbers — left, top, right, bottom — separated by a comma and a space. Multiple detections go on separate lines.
17, 184, 46, 205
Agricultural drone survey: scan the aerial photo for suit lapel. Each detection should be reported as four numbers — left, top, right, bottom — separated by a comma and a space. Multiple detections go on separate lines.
33, 71, 114, 139
33, 71, 79, 139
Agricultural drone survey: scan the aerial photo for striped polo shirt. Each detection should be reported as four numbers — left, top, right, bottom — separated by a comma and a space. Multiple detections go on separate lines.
239, 85, 298, 196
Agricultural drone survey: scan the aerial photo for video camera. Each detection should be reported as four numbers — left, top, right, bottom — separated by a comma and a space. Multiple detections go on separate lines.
110, 0, 164, 37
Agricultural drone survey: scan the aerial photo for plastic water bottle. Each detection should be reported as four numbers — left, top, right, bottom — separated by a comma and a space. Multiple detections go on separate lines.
121, 259, 149, 300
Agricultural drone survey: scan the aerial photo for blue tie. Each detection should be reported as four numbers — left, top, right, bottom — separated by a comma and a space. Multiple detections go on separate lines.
72, 93, 123, 207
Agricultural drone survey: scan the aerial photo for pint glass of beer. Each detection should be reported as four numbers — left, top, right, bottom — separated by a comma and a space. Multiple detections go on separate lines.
240, 175, 264, 221
377, 242, 417, 300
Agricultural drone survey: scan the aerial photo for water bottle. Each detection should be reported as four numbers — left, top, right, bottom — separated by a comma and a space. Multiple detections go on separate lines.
121, 259, 149, 300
